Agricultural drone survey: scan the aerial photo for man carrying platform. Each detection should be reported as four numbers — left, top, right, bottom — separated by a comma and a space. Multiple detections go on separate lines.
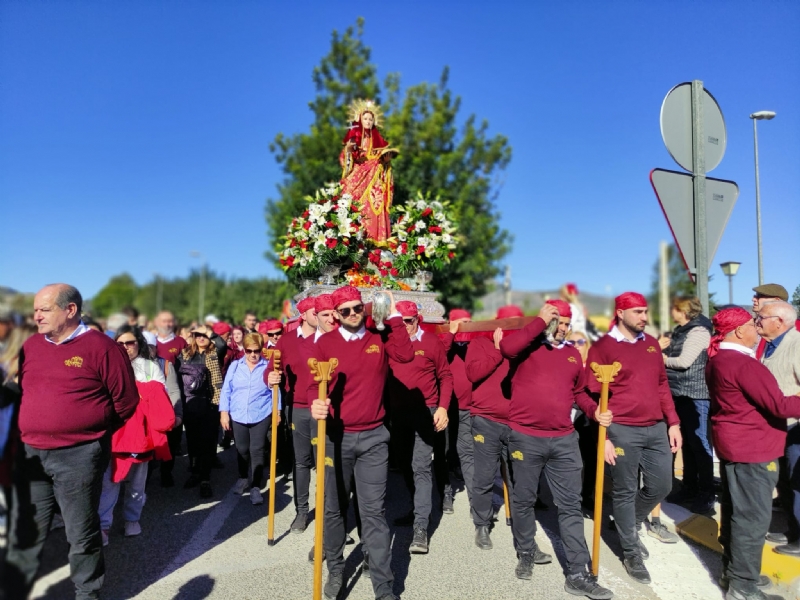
309, 286, 414, 600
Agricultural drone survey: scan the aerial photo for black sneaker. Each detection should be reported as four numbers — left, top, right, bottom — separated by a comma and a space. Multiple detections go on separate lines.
564, 571, 614, 599
533, 546, 553, 564
515, 552, 534, 580
323, 572, 343, 600
291, 512, 308, 533
719, 575, 772, 591
726, 587, 784, 600
393, 511, 414, 527
442, 493, 454, 515
410, 526, 429, 554
362, 551, 370, 579
375, 596, 397, 600
623, 555, 651, 584
637, 538, 650, 560
475, 525, 492, 550
199, 481, 213, 498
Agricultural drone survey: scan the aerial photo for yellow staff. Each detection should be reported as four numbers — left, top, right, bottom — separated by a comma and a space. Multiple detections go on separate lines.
264, 349, 282, 545
500, 460, 512, 526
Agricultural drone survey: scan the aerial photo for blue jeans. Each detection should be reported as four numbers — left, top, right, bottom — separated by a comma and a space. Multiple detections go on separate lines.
674, 397, 714, 496
785, 424, 800, 541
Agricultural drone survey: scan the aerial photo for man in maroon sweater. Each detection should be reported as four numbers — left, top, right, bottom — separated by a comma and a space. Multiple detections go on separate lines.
578, 292, 681, 585
387, 301, 453, 554
2, 284, 138, 600
706, 307, 800, 600
155, 310, 187, 364
501, 300, 613, 598
309, 286, 414, 600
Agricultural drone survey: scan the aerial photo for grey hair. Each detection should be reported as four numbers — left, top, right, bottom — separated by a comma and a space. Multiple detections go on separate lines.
762, 301, 798, 326
47, 284, 83, 313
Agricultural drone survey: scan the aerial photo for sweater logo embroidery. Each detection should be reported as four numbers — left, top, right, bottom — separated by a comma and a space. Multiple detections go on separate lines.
64, 356, 84, 368
511, 450, 523, 461
324, 457, 334, 467
647, 346, 657, 353
767, 461, 778, 472
568, 356, 577, 363
473, 434, 485, 443
169, 348, 178, 354
415, 350, 425, 356
614, 447, 625, 456
366, 344, 381, 354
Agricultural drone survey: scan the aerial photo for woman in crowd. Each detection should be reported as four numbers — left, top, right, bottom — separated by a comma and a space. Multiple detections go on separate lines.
179, 325, 223, 498
659, 296, 714, 515
99, 325, 176, 544
569, 331, 597, 510
219, 332, 281, 505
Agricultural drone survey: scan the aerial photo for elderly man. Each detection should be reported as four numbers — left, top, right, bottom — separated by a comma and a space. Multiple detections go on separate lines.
706, 307, 800, 600
755, 301, 800, 558
2, 284, 138, 600
752, 284, 800, 358
154, 310, 187, 364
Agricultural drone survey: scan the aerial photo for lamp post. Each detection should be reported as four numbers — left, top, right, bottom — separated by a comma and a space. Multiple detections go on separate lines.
154, 273, 163, 314
190, 251, 206, 324
720, 261, 741, 305
750, 110, 776, 286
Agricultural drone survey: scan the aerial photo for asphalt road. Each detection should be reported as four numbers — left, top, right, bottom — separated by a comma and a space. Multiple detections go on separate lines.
24, 445, 743, 600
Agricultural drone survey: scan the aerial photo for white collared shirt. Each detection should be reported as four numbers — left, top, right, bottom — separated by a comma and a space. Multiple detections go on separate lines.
338, 325, 367, 341
719, 341, 756, 358
157, 332, 175, 344
410, 327, 424, 342
314, 329, 325, 342
45, 321, 89, 345
607, 325, 645, 344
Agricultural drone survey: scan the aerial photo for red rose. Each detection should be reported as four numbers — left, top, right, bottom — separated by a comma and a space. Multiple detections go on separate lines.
448, 251, 455, 259
303, 221, 312, 230
302, 210, 309, 218
416, 246, 425, 255
342, 238, 350, 246
407, 226, 415, 233
332, 195, 340, 201
325, 221, 335, 228
390, 268, 398, 276
421, 207, 433, 217
300, 240, 308, 249
290, 239, 297, 247
379, 269, 388, 276
326, 238, 337, 249
286, 256, 295, 267
429, 226, 441, 233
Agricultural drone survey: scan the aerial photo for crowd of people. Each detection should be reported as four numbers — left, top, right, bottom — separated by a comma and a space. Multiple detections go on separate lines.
0, 279, 798, 600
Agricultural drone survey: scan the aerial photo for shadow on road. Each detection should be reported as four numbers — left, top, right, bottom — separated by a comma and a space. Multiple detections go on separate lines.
173, 574, 215, 599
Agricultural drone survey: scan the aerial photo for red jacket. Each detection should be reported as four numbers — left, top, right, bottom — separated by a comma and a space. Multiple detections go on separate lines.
110, 380, 176, 482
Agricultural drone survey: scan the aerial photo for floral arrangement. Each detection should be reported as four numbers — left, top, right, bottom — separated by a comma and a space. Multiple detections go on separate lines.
278, 184, 367, 280
389, 192, 459, 275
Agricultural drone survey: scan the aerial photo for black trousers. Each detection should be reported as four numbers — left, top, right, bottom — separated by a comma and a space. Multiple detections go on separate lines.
606, 422, 672, 558
231, 416, 271, 489
160, 425, 183, 476
674, 396, 714, 497
291, 406, 316, 514
455, 409, 476, 508
509, 430, 590, 573
2, 438, 110, 600
719, 459, 778, 594
471, 415, 513, 528
396, 404, 449, 529
324, 425, 392, 598
184, 404, 219, 482
574, 411, 598, 506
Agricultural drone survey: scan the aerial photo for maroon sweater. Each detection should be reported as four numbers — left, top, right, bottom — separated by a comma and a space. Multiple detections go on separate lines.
441, 333, 473, 411
578, 333, 679, 428
307, 316, 414, 432
18, 330, 139, 449
707, 348, 800, 463
273, 330, 316, 408
501, 317, 597, 437
157, 336, 187, 364
388, 332, 454, 410
465, 335, 514, 424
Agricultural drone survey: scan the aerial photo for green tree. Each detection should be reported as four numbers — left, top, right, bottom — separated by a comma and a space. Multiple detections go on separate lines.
266, 19, 511, 310
792, 284, 800, 312
91, 273, 139, 317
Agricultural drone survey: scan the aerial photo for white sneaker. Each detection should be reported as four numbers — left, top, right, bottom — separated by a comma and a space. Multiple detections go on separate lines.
101, 529, 109, 547
233, 478, 249, 496
124, 521, 142, 537
250, 487, 264, 505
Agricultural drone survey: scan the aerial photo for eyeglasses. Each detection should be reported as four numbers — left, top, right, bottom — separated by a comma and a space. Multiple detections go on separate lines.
244, 348, 261, 355
338, 304, 365, 318
754, 315, 780, 324
402, 317, 417, 324
266, 331, 281, 338
571, 339, 587, 346
192, 333, 208, 339
117, 340, 138, 348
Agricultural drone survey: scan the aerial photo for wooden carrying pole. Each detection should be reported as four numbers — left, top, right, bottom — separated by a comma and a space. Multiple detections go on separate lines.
590, 361, 621, 577
309, 357, 338, 600
500, 460, 512, 526
264, 349, 282, 545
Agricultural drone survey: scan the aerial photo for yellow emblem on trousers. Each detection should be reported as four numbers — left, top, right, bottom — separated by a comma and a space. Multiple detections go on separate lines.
767, 461, 778, 472
511, 450, 523, 461
615, 447, 625, 456
64, 356, 84, 368
324, 457, 334, 467
291, 423, 296, 431
311, 437, 318, 446
473, 434, 485, 443
366, 344, 380, 354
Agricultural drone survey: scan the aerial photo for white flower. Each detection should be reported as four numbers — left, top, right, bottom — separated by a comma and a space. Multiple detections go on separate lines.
324, 229, 336, 239
415, 200, 427, 210
427, 237, 438, 248
397, 230, 408, 242
431, 201, 443, 210
417, 236, 429, 248
299, 257, 309, 267
415, 220, 427, 232
442, 234, 452, 244
321, 201, 332, 212
434, 212, 445, 221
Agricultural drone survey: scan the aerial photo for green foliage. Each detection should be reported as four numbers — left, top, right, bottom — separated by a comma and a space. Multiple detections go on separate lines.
90, 272, 294, 327
266, 19, 511, 310
792, 284, 800, 312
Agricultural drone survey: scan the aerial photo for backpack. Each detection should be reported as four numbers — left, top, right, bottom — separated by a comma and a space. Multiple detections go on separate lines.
178, 361, 211, 416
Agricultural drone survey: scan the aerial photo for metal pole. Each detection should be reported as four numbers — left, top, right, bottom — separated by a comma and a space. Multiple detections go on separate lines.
691, 80, 709, 316
659, 240, 670, 334
753, 118, 764, 285
199, 263, 206, 324
156, 276, 163, 314
727, 274, 734, 305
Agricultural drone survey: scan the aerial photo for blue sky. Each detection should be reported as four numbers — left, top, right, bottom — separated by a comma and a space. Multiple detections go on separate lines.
2, 1, 798, 307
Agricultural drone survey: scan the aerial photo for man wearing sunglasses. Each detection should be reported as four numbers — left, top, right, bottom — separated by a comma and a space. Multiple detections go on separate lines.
309, 286, 414, 600
386, 301, 453, 555
500, 300, 613, 598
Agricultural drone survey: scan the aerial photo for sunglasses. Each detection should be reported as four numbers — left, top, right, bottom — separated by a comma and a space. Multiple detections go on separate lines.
266, 331, 281, 338
244, 348, 261, 355
192, 333, 208, 339
402, 317, 417, 324
117, 340, 138, 348
571, 339, 587, 346
338, 304, 365, 318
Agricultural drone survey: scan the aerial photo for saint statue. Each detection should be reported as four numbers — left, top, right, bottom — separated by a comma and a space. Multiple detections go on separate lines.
340, 99, 398, 244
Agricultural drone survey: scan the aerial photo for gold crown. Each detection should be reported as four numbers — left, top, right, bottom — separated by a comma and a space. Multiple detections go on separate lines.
348, 98, 384, 128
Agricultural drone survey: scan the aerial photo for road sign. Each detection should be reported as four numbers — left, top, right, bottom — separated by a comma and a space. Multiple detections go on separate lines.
650, 168, 739, 275
661, 82, 727, 173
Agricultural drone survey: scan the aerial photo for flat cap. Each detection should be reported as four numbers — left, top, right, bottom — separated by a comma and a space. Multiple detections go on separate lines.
752, 283, 788, 301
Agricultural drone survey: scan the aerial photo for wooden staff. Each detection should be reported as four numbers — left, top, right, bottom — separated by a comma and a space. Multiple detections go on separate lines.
264, 349, 282, 546
499, 459, 512, 526
432, 316, 536, 335
309, 357, 338, 600
590, 361, 621, 576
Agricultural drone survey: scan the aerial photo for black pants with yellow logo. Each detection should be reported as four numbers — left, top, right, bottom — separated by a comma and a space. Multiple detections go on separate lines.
719, 459, 779, 594
471, 415, 513, 528
509, 430, 590, 572
606, 422, 672, 559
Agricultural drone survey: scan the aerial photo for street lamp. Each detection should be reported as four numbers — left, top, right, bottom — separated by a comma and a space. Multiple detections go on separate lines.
190, 251, 206, 324
720, 261, 742, 305
750, 110, 776, 286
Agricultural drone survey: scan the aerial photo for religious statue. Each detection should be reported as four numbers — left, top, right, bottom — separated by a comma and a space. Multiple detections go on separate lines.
340, 99, 398, 244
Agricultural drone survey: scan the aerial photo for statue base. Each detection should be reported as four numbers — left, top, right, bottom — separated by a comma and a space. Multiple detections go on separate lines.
294, 285, 445, 323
